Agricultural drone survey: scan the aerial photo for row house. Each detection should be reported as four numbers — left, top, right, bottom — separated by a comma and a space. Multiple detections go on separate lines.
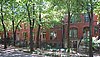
0, 13, 99, 49
45, 13, 99, 48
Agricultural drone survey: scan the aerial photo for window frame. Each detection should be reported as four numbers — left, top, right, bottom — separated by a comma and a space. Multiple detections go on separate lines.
84, 13, 89, 22
69, 28, 78, 38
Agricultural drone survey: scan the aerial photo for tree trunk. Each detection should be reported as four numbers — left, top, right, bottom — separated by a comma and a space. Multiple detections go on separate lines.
0, 2, 7, 49
30, 27, 34, 53
26, 3, 35, 53
14, 19, 22, 46
36, 25, 41, 48
12, 18, 16, 46
67, 9, 71, 56
36, 8, 41, 48
13, 31, 16, 46
2, 21, 7, 49
89, 0, 93, 57
62, 23, 65, 48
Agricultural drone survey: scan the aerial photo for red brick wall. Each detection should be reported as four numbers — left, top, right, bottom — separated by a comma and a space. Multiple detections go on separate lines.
0, 14, 98, 47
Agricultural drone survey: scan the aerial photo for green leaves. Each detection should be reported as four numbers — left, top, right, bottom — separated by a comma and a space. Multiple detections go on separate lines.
1, 0, 99, 31
94, 1, 100, 22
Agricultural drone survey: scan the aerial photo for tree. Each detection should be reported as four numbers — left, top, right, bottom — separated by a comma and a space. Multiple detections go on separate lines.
93, 0, 100, 21
10, 1, 22, 46
34, 0, 64, 48
78, 0, 99, 56
25, 0, 35, 53
0, 0, 7, 49
4, 0, 25, 46
88, 0, 93, 56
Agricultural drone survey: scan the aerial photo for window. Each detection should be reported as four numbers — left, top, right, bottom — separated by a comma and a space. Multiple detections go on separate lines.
43, 32, 46, 39
50, 31, 57, 40
83, 27, 89, 38
70, 15, 81, 23
94, 26, 98, 34
70, 16, 75, 23
69, 28, 78, 38
84, 13, 89, 22
23, 32, 27, 40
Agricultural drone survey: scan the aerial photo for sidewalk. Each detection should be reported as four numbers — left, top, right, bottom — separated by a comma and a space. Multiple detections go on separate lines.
0, 44, 4, 49
0, 44, 33, 57
0, 44, 28, 51
0, 44, 100, 57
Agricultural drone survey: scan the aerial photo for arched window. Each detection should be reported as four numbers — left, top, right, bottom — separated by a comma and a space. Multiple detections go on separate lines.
69, 28, 78, 38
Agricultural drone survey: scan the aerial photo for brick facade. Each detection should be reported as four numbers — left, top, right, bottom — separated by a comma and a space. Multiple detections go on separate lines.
0, 14, 99, 48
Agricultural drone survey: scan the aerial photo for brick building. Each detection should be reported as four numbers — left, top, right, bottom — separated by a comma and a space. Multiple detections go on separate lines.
45, 13, 99, 48
0, 13, 99, 48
